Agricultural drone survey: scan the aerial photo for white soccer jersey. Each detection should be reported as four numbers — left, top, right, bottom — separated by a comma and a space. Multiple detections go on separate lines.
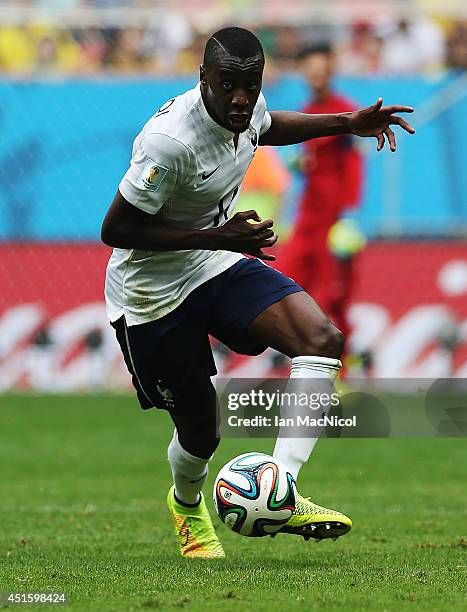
105, 84, 272, 326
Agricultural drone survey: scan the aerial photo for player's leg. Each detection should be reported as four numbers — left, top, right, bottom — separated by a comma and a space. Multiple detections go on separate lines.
111, 302, 224, 558
247, 289, 343, 359
166, 397, 225, 559
209, 259, 343, 481
208, 258, 350, 541
168, 392, 219, 505
247, 291, 351, 540
247, 290, 343, 480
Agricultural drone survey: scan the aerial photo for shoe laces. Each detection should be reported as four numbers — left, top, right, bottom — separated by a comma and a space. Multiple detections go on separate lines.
295, 494, 338, 516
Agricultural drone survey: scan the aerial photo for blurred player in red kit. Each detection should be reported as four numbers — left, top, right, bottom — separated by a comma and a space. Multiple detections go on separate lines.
278, 43, 364, 348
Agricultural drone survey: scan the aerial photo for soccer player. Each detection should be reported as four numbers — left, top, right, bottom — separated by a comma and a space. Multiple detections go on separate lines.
278, 42, 363, 347
101, 27, 415, 559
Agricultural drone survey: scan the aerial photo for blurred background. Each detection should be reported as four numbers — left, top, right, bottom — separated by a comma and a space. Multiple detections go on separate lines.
1, 0, 466, 390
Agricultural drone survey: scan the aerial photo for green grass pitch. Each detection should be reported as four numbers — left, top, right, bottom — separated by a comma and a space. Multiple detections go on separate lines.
0, 394, 465, 611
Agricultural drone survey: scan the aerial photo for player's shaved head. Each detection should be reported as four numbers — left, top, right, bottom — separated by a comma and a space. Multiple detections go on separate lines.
203, 27, 264, 67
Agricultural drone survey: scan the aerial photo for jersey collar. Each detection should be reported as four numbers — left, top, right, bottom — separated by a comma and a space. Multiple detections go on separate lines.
196, 84, 236, 142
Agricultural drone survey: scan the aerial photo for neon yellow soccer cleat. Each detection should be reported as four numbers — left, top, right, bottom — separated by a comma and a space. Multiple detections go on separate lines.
166, 486, 225, 559
275, 493, 352, 542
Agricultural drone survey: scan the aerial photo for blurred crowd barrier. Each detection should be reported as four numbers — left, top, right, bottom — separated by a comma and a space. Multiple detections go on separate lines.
1, 242, 466, 391
0, 1, 466, 76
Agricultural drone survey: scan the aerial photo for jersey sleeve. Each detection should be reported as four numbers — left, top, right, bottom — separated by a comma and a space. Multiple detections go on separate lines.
253, 92, 272, 136
118, 132, 191, 215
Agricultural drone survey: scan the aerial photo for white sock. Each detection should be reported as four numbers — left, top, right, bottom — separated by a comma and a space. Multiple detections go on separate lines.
167, 431, 210, 505
273, 355, 342, 482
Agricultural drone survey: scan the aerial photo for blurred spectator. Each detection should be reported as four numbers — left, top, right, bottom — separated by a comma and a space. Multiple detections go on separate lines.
0, 25, 36, 74
176, 30, 208, 74
277, 43, 364, 350
76, 27, 108, 73
35, 27, 82, 74
140, 11, 193, 74
108, 27, 145, 73
446, 20, 467, 71
271, 25, 300, 70
239, 146, 291, 239
338, 21, 383, 75
379, 17, 445, 74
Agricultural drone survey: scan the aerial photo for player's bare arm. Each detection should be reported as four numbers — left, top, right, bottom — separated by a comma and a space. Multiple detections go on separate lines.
259, 98, 415, 152
101, 191, 278, 261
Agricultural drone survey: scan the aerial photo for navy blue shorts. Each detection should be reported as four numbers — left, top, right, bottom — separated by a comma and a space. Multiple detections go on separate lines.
112, 258, 303, 415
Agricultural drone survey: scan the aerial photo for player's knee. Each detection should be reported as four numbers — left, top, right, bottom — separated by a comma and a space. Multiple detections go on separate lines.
197, 420, 220, 457
300, 322, 344, 360
176, 413, 220, 459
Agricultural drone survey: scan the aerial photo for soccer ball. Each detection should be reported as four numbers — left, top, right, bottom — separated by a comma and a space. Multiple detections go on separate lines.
213, 452, 296, 537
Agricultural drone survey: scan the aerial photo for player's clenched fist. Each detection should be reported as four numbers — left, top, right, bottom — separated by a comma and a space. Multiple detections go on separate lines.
217, 210, 278, 261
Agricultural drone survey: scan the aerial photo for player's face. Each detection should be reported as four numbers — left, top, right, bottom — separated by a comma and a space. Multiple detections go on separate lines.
302, 53, 334, 93
200, 54, 264, 133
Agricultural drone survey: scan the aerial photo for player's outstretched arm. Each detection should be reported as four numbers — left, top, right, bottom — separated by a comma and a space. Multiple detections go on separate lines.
259, 98, 415, 152
101, 191, 278, 261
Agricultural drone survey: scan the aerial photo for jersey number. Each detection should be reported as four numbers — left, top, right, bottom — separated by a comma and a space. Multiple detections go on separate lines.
155, 99, 175, 118
212, 186, 239, 227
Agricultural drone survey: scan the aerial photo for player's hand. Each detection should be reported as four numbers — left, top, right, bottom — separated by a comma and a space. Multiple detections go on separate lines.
218, 210, 278, 261
348, 98, 415, 152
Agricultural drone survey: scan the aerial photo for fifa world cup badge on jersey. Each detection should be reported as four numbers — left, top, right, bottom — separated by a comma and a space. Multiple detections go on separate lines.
138, 159, 169, 192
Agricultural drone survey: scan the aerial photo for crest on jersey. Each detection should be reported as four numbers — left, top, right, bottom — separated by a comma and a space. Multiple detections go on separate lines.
137, 159, 169, 192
